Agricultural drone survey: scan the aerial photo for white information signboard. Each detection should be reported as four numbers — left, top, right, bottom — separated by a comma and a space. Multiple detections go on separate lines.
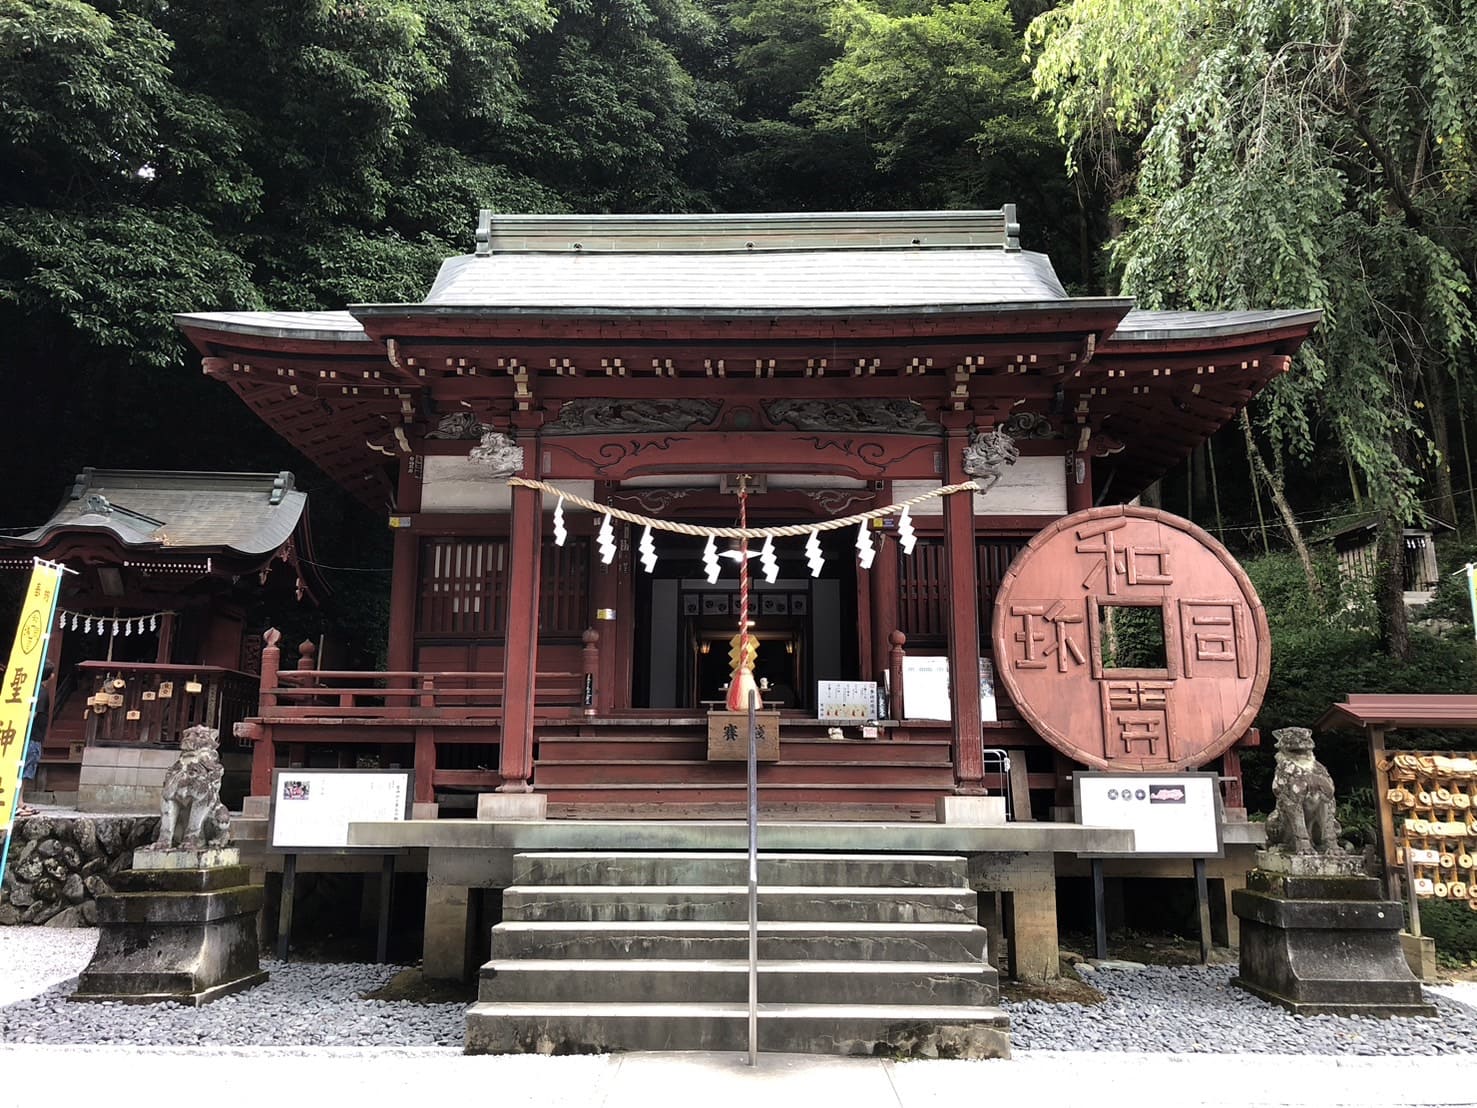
902, 655, 951, 721
269, 769, 412, 852
1074, 772, 1224, 858
817, 680, 879, 721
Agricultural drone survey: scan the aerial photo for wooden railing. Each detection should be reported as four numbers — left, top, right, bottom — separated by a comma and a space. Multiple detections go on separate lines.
248, 630, 600, 720
81, 662, 259, 747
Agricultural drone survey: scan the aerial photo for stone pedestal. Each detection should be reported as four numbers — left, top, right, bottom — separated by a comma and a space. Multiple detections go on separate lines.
1232, 854, 1434, 1018
71, 848, 268, 1006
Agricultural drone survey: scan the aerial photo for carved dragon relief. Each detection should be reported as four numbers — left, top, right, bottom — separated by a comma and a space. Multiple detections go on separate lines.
764, 399, 940, 435
1001, 412, 1060, 440
426, 411, 491, 440
469, 431, 525, 478
610, 489, 699, 514
804, 489, 877, 515
543, 398, 721, 435
962, 428, 1020, 483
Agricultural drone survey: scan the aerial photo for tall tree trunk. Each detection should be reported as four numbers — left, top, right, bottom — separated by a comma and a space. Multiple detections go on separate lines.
1240, 409, 1320, 598
1421, 357, 1459, 526
1376, 517, 1410, 661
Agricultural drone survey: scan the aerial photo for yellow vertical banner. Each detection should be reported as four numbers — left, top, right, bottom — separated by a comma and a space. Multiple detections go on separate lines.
0, 561, 64, 825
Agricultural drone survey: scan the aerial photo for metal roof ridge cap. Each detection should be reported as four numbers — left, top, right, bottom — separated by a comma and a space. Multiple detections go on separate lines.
348, 297, 1137, 316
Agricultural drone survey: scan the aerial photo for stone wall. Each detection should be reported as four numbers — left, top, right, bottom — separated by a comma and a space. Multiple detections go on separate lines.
0, 814, 160, 926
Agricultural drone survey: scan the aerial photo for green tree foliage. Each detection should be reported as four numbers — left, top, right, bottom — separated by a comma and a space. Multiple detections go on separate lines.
1029, 0, 1477, 654
724, 0, 1080, 276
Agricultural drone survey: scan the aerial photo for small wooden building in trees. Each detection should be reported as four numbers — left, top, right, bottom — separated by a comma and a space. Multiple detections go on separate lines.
0, 468, 320, 805
174, 208, 1318, 824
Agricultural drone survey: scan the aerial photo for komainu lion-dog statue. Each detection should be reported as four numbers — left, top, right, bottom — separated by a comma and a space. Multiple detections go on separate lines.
147, 724, 232, 851
1264, 726, 1342, 854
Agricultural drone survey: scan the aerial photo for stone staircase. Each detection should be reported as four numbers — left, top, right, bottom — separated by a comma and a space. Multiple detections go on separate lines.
464, 851, 1010, 1057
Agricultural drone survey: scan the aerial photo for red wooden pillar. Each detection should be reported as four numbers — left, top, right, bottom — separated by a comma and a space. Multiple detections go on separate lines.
591, 483, 620, 714
387, 458, 422, 673
498, 478, 543, 792
943, 419, 985, 793
870, 487, 899, 685
1066, 449, 1093, 513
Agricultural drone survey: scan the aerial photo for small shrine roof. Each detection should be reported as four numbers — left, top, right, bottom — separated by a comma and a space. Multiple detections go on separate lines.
1109, 309, 1325, 343
3, 470, 309, 558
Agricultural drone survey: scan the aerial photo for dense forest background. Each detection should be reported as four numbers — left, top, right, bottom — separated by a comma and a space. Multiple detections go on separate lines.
2, 0, 1476, 818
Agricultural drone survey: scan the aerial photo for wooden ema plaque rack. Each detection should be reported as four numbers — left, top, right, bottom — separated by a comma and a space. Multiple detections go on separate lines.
1381, 751, 1477, 908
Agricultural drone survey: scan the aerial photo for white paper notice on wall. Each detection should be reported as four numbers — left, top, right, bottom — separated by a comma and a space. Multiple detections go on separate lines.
817, 680, 879, 720
979, 657, 998, 724
902, 655, 951, 721
1074, 772, 1224, 858
269, 769, 412, 852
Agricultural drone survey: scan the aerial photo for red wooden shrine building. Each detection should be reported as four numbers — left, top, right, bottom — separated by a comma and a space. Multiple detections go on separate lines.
0, 468, 320, 805
175, 209, 1318, 819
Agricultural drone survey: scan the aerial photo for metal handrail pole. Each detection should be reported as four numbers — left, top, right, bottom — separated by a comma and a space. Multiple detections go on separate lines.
747, 688, 759, 1066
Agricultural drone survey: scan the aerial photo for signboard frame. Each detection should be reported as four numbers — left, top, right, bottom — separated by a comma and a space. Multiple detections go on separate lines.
1074, 771, 1225, 859
267, 768, 413, 855
816, 680, 879, 722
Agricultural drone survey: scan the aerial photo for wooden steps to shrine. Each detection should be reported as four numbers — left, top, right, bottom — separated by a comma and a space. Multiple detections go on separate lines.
533, 722, 957, 821
464, 850, 1010, 1057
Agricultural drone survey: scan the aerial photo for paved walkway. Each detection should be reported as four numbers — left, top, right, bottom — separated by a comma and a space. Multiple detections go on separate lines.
1, 1043, 1474, 1108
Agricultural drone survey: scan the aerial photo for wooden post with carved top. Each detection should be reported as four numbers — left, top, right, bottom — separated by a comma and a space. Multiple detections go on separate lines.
249, 629, 282, 796
888, 631, 907, 721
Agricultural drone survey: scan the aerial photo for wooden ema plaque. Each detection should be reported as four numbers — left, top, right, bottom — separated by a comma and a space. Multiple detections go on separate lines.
707, 711, 780, 762
990, 506, 1270, 771
1382, 752, 1477, 908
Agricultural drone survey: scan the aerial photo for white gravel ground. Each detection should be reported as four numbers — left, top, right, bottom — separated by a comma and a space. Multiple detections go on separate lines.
5, 926, 1477, 1107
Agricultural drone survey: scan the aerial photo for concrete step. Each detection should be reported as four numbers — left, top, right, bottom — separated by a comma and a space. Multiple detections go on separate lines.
479, 958, 999, 1005
512, 851, 968, 888
500, 884, 975, 923
491, 920, 989, 962
463, 1001, 1011, 1058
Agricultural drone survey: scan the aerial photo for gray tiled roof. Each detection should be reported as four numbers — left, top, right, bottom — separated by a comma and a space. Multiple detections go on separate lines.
1111, 309, 1323, 342
174, 310, 369, 342
413, 248, 1070, 309
4, 470, 308, 558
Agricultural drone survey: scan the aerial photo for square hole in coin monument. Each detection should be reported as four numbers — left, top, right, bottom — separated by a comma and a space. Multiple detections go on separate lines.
1097, 602, 1169, 671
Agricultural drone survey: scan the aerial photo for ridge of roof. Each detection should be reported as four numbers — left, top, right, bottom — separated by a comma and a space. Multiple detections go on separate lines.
470, 206, 1022, 255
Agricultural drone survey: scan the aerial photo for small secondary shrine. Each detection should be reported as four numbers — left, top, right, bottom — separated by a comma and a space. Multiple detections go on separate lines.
176, 208, 1317, 820
0, 468, 320, 805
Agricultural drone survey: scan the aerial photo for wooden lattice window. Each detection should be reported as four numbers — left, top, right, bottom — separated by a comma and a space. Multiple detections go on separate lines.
538, 538, 590, 638
896, 537, 1028, 643
417, 538, 510, 635
898, 539, 946, 642
417, 536, 591, 637
977, 538, 1028, 635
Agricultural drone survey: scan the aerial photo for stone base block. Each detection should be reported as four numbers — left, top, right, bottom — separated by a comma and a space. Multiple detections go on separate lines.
1401, 931, 1437, 982
241, 796, 272, 818
71, 864, 267, 1006
132, 847, 240, 871
412, 802, 441, 820
1232, 886, 1434, 1018
1254, 850, 1367, 877
936, 796, 1008, 825
477, 793, 548, 821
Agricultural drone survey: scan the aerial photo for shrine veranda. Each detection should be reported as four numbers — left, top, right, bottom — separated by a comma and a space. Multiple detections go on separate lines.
164, 208, 1318, 974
